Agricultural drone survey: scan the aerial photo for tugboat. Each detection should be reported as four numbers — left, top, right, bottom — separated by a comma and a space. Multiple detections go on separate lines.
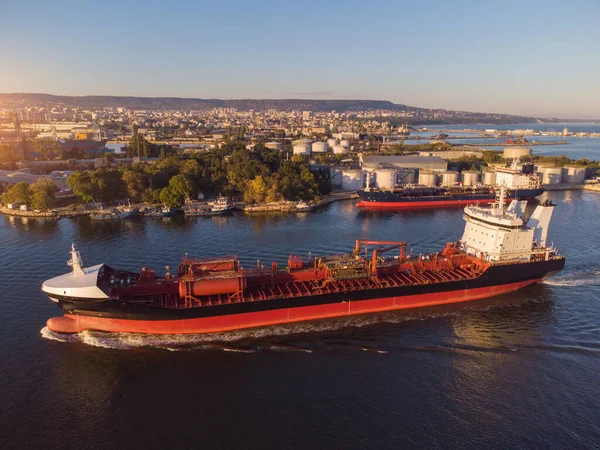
42, 187, 565, 335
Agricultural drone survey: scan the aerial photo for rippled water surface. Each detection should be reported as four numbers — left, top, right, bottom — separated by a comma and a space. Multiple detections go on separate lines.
1, 191, 600, 449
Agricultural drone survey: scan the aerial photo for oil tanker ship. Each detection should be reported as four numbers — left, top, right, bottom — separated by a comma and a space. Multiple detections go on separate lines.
357, 162, 544, 209
42, 188, 564, 335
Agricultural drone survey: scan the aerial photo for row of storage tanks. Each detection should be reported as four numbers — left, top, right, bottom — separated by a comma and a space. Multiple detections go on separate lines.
330, 164, 587, 191
535, 164, 586, 185
265, 139, 351, 155
329, 168, 488, 191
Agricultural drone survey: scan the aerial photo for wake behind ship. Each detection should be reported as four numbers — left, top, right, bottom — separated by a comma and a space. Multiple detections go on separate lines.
42, 188, 564, 335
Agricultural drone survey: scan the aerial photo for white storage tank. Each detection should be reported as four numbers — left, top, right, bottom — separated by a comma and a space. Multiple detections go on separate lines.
327, 138, 338, 148
440, 171, 459, 187
340, 139, 350, 149
332, 145, 347, 155
311, 141, 328, 153
265, 142, 282, 151
329, 167, 343, 186
341, 170, 365, 191
536, 166, 562, 184
418, 169, 438, 187
397, 168, 415, 184
292, 138, 313, 145
562, 165, 586, 184
503, 146, 532, 159
482, 170, 497, 186
374, 169, 397, 189
462, 170, 479, 187
293, 144, 310, 155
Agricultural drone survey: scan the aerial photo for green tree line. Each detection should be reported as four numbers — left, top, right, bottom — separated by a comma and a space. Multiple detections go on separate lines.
66, 142, 331, 207
1, 179, 58, 210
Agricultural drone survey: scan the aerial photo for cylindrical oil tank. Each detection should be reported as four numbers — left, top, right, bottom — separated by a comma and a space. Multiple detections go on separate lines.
440, 171, 459, 187
503, 146, 532, 159
374, 169, 397, 189
179, 276, 246, 298
482, 170, 497, 186
329, 167, 343, 186
537, 166, 562, 184
418, 169, 437, 187
189, 260, 238, 272
311, 141, 327, 153
332, 145, 347, 154
396, 168, 415, 184
340, 139, 350, 148
562, 165, 586, 184
265, 141, 282, 151
327, 138, 338, 148
462, 170, 479, 186
341, 170, 365, 190
293, 144, 310, 155
292, 138, 313, 146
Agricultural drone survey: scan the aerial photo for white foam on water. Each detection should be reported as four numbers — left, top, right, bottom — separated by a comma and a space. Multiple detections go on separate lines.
543, 269, 600, 287
40, 327, 77, 343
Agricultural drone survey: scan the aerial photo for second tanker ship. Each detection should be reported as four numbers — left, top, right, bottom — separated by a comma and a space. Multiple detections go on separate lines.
357, 162, 544, 209
42, 188, 564, 335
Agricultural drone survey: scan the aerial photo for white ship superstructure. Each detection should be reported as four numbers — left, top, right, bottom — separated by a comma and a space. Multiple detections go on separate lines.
461, 187, 556, 262
495, 159, 541, 190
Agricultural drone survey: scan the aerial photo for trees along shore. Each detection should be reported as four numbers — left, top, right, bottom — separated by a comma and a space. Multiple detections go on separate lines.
65, 140, 332, 208
1, 179, 58, 211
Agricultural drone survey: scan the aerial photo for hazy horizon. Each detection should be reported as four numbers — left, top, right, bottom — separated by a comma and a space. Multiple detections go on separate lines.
1, 0, 598, 119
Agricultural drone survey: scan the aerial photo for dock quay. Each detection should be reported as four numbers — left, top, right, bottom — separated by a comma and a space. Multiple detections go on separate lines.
241, 191, 358, 213
464, 141, 569, 147
0, 206, 91, 219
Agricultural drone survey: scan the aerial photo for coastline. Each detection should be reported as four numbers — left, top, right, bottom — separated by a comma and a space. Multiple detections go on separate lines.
0, 192, 360, 219
240, 191, 358, 213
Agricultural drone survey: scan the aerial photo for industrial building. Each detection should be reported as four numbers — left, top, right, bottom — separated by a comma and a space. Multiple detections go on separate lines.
0, 169, 68, 189
360, 155, 448, 172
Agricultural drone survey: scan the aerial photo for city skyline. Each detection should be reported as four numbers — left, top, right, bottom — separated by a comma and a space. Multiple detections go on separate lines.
1, 0, 599, 118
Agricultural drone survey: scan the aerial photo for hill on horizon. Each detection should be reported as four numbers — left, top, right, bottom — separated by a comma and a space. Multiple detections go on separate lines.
0, 93, 539, 124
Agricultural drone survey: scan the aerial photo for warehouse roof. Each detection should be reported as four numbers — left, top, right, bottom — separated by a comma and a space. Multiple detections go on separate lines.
360, 155, 447, 171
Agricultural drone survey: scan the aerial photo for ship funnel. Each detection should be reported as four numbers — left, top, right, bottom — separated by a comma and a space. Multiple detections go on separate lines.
527, 200, 555, 246
67, 243, 85, 276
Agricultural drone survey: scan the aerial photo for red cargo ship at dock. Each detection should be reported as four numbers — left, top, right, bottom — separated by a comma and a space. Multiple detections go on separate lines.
42, 189, 564, 335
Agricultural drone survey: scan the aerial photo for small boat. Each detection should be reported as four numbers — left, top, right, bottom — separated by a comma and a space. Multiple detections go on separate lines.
185, 196, 234, 217
91, 208, 119, 220
293, 200, 313, 211
146, 205, 176, 218
117, 200, 139, 218
91, 200, 139, 220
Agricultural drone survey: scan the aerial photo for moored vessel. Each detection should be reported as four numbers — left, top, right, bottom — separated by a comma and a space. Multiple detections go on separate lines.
145, 205, 177, 218
357, 161, 544, 209
184, 196, 234, 216
42, 188, 564, 335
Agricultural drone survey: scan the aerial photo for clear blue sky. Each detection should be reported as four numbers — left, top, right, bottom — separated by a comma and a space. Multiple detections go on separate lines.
1, 0, 599, 118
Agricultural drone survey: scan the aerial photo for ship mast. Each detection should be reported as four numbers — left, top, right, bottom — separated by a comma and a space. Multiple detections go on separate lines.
67, 243, 84, 276
491, 184, 508, 216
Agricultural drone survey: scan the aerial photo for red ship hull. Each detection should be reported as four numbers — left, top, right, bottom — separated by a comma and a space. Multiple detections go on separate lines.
355, 198, 498, 209
47, 278, 540, 334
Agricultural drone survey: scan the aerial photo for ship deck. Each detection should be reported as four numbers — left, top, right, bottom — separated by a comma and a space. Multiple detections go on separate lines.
117, 251, 487, 310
